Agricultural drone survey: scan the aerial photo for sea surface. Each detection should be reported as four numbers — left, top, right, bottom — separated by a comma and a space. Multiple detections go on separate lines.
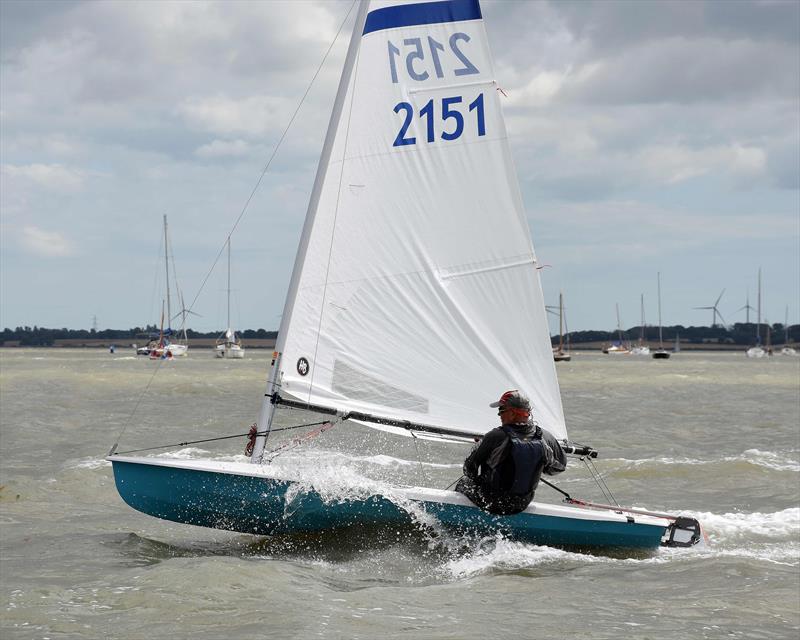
1, 348, 798, 639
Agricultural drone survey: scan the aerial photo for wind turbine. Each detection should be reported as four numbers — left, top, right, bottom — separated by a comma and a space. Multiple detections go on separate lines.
172, 289, 201, 341
736, 288, 756, 324
694, 289, 727, 327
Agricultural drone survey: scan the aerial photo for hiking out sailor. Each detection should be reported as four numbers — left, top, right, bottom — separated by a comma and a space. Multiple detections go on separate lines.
456, 390, 567, 515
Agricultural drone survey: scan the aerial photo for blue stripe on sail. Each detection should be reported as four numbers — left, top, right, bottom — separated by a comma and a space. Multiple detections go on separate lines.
363, 0, 482, 36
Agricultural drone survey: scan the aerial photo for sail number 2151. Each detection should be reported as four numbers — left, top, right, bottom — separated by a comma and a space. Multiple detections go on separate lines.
388, 33, 478, 83
386, 32, 485, 148
393, 94, 485, 147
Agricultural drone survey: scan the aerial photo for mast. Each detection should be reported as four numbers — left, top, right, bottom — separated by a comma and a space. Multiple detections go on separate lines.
226, 238, 231, 332
158, 301, 165, 348
786, 305, 790, 345
640, 294, 645, 345
616, 303, 624, 344
745, 289, 751, 324
251, 0, 370, 463
756, 267, 762, 346
766, 317, 771, 351
657, 272, 664, 348
163, 215, 172, 329
559, 291, 565, 352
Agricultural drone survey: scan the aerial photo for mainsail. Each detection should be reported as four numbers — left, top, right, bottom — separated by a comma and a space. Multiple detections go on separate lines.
263, 0, 566, 445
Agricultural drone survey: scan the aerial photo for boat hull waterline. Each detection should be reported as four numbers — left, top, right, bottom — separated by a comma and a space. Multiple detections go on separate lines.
109, 456, 690, 550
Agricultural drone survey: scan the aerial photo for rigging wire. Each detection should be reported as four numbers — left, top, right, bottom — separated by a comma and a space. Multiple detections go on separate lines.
110, 2, 358, 454
264, 419, 339, 462
114, 421, 333, 456
108, 358, 166, 455
410, 432, 429, 486
306, 6, 363, 401
176, 0, 359, 335
582, 456, 620, 507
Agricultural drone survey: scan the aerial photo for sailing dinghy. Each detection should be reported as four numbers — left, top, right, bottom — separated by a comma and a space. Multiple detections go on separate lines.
109, 0, 704, 551
214, 239, 245, 359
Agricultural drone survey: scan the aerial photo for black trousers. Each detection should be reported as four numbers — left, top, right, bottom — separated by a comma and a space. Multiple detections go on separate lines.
455, 476, 531, 516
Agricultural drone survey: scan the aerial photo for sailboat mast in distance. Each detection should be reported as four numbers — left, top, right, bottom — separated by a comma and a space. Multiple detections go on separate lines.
163, 214, 171, 325
757, 267, 762, 345
227, 238, 231, 330
653, 272, 670, 359
746, 267, 766, 358
658, 275, 663, 347
215, 237, 245, 359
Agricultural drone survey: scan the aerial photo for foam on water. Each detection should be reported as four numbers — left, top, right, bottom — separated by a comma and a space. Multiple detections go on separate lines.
612, 449, 800, 472
363, 453, 459, 469
442, 516, 800, 580
444, 536, 577, 578
697, 507, 799, 541
73, 458, 112, 470
131, 446, 459, 471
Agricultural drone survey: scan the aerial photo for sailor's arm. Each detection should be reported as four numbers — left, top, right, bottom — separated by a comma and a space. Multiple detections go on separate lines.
541, 429, 567, 475
463, 428, 503, 478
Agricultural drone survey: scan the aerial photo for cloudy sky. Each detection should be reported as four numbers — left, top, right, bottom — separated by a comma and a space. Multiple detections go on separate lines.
1, 0, 798, 335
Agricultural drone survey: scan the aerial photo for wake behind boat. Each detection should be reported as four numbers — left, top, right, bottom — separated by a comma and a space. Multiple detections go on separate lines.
109, 0, 704, 552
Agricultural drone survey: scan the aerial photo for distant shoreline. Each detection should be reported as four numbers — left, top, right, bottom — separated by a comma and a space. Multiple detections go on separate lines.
2, 339, 795, 352
0, 338, 277, 349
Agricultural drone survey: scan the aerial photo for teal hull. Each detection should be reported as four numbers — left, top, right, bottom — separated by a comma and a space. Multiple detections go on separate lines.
110, 458, 667, 549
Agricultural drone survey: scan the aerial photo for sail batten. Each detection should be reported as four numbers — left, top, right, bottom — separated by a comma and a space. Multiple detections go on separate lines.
272, 0, 567, 442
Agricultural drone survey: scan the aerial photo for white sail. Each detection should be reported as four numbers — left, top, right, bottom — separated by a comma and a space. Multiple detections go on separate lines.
273, 0, 566, 441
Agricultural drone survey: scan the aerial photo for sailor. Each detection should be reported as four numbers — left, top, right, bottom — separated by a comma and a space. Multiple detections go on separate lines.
456, 390, 567, 515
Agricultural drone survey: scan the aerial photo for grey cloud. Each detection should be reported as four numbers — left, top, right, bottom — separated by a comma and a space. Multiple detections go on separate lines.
554, 0, 800, 53
0, 0, 82, 57
485, 1, 798, 107
768, 137, 800, 189
561, 37, 798, 105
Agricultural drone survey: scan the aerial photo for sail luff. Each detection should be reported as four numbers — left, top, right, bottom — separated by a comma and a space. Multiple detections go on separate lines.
273, 1, 369, 361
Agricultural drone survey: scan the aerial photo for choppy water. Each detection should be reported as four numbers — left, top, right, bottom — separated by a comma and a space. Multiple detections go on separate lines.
1, 348, 798, 639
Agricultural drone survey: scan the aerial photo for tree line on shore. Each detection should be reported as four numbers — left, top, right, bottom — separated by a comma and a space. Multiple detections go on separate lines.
0, 326, 277, 346
563, 323, 797, 346
1, 323, 796, 347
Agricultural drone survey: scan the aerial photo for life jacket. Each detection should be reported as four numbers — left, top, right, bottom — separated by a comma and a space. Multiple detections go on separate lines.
484, 425, 546, 496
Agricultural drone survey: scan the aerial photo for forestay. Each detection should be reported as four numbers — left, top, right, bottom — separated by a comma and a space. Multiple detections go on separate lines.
272, 0, 566, 441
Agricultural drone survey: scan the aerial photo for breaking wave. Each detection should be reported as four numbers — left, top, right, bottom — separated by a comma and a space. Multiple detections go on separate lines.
443, 508, 800, 579
611, 449, 799, 472
697, 507, 800, 542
